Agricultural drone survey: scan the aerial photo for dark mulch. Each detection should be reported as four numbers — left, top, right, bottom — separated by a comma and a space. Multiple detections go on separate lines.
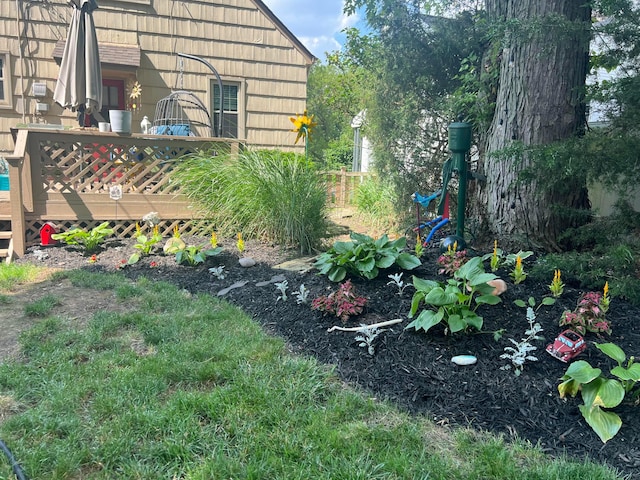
18, 237, 640, 477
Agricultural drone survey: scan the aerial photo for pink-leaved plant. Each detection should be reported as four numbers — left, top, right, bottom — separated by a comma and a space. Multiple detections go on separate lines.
559, 291, 611, 335
311, 279, 367, 322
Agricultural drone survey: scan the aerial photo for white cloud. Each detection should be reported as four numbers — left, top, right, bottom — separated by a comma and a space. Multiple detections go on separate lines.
262, 0, 362, 58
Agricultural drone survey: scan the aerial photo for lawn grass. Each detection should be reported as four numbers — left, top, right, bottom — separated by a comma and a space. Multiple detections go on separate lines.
0, 270, 624, 479
0, 263, 42, 292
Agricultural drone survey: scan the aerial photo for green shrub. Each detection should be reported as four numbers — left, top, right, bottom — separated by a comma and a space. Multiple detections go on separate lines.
173, 148, 327, 254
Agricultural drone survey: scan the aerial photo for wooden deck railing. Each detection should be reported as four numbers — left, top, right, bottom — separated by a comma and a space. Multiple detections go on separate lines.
4, 128, 241, 257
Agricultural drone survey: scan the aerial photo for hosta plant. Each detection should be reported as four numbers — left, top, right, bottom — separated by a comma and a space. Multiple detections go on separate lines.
314, 232, 421, 282
558, 343, 640, 443
51, 221, 113, 254
175, 245, 223, 266
407, 257, 502, 334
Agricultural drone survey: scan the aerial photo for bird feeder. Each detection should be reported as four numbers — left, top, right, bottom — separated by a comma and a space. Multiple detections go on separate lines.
40, 222, 57, 246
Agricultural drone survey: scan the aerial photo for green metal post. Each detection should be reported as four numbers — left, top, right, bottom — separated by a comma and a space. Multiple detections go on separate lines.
448, 121, 472, 240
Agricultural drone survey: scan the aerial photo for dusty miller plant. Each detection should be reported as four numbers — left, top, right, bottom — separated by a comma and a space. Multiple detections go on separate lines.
387, 273, 409, 296
500, 297, 546, 376
275, 280, 289, 302
293, 284, 309, 305
355, 325, 384, 356
208, 266, 226, 279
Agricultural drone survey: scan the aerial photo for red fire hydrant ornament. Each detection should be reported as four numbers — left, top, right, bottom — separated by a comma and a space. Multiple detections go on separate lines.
40, 222, 57, 246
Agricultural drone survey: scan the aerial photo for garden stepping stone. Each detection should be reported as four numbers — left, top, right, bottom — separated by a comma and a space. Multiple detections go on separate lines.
217, 281, 248, 296
273, 256, 316, 273
255, 274, 287, 287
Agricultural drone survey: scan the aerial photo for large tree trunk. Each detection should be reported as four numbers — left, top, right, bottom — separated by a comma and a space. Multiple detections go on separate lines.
473, 0, 591, 251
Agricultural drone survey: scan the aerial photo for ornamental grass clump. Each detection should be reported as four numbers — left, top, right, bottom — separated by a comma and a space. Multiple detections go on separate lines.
172, 148, 327, 254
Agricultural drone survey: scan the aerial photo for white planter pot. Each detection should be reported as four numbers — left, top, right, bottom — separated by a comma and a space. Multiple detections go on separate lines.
109, 110, 132, 134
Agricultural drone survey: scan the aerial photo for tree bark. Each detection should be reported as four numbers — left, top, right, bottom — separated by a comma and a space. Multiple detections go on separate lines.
474, 0, 591, 250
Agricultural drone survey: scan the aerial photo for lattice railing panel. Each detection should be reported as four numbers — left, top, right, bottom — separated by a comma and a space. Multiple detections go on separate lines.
39, 139, 192, 195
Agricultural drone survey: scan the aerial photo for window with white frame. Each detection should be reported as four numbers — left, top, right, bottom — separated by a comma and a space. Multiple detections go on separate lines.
0, 52, 12, 108
211, 80, 243, 139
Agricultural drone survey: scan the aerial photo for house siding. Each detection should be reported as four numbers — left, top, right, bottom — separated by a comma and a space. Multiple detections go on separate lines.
0, 0, 314, 154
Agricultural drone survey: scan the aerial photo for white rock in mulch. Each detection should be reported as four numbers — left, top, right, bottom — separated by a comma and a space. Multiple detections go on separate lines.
451, 355, 478, 366
238, 257, 256, 267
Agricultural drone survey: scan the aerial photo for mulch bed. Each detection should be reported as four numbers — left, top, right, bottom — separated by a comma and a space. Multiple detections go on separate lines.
18, 237, 640, 477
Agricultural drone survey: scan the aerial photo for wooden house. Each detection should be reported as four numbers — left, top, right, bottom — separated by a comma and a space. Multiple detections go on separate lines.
0, 0, 316, 260
0, 0, 315, 155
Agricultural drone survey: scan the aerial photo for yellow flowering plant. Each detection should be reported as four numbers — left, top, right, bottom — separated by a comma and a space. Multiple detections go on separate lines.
211, 230, 218, 249
601, 281, 610, 314
510, 255, 527, 284
237, 232, 245, 255
490, 240, 500, 272
548, 269, 564, 298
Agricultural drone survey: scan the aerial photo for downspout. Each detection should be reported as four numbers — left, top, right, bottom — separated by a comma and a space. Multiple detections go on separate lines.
15, 0, 26, 124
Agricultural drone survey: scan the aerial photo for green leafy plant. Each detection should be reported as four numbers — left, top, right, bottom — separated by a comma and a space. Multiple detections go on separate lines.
314, 232, 421, 282
175, 244, 223, 266
406, 257, 502, 334
51, 221, 113, 254
128, 224, 163, 265
558, 343, 640, 443
559, 290, 611, 336
311, 279, 367, 322
482, 245, 534, 272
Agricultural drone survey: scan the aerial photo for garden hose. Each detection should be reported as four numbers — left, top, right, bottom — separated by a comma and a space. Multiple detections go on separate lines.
0, 439, 28, 480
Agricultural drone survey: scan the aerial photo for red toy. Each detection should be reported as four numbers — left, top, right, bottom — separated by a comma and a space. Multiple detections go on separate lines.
546, 329, 587, 363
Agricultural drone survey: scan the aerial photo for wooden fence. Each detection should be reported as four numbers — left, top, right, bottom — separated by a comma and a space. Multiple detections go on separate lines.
323, 167, 373, 208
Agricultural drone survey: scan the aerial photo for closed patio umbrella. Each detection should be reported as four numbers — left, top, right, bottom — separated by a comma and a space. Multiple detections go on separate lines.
53, 0, 102, 125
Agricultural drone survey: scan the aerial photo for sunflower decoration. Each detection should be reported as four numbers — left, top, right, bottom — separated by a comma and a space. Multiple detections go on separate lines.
127, 80, 142, 112
289, 110, 317, 145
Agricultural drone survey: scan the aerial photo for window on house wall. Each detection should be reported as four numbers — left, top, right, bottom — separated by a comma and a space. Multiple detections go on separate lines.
101, 79, 125, 122
0, 52, 12, 109
211, 81, 242, 138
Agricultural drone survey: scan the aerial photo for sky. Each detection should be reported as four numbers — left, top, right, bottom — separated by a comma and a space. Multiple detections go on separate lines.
261, 0, 364, 60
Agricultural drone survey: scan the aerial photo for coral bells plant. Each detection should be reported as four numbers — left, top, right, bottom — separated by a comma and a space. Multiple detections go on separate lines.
437, 241, 468, 276
560, 290, 611, 336
311, 280, 367, 322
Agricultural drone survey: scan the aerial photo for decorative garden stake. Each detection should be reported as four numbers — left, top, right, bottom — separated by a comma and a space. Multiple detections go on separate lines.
289, 110, 317, 157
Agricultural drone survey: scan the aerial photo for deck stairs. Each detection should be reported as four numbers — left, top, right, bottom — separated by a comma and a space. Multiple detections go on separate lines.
0, 224, 13, 264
